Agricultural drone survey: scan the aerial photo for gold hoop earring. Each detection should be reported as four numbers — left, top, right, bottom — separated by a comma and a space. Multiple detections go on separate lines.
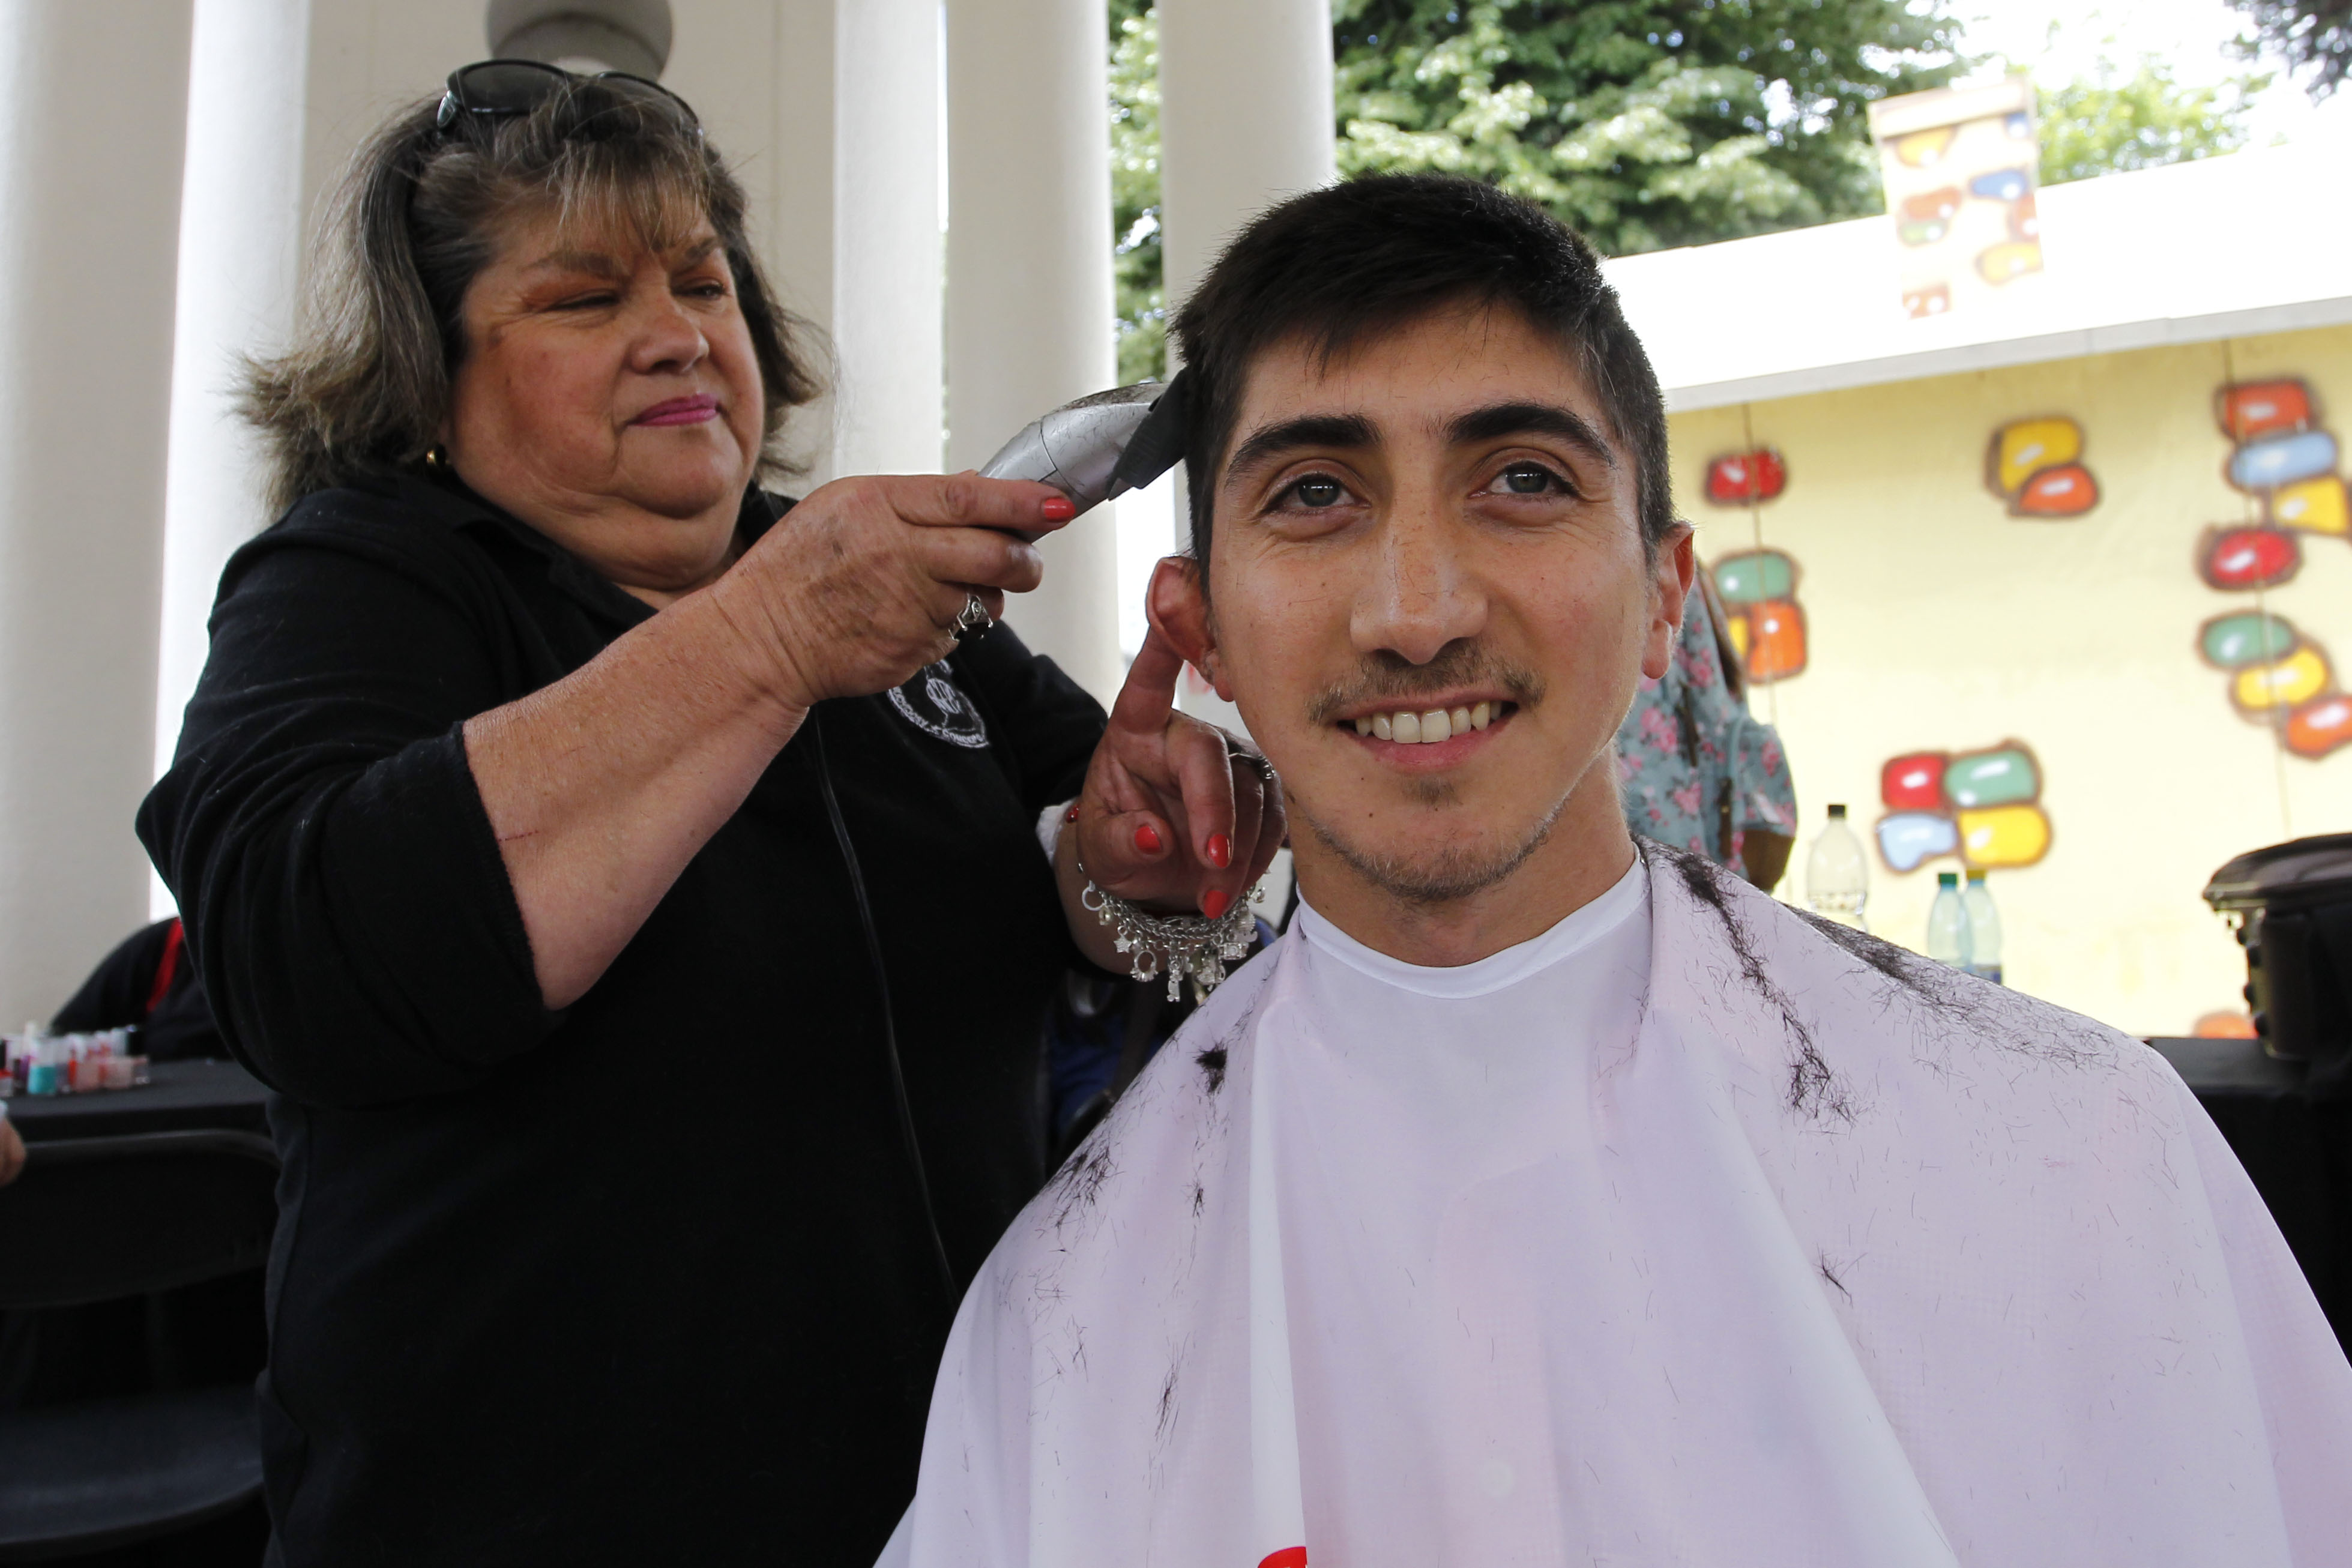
423, 445, 449, 471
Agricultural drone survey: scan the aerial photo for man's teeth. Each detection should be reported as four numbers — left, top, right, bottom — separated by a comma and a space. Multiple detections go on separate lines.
1352, 701, 1495, 742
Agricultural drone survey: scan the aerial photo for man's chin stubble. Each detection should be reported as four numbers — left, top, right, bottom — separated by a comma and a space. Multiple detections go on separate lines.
1302, 789, 1570, 908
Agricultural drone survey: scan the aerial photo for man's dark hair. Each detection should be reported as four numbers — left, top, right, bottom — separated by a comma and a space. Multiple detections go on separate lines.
1170, 173, 1672, 571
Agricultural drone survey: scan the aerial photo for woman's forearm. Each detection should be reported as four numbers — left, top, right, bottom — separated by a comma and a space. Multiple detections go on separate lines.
462, 473, 1081, 1010
464, 589, 807, 1009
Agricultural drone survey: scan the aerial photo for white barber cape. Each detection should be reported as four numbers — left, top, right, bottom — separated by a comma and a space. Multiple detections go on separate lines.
882, 845, 2352, 1567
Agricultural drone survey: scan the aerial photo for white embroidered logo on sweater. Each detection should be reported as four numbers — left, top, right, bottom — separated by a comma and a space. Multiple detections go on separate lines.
890, 663, 989, 749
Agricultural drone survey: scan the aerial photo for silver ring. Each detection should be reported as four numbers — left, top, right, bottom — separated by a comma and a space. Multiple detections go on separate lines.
1228, 743, 1277, 785
953, 593, 992, 636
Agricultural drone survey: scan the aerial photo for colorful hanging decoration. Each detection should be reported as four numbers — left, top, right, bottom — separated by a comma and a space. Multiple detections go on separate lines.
2229, 429, 2337, 491
1711, 549, 1808, 684
1985, 415, 2099, 519
1703, 448, 1787, 505
1869, 79, 2042, 319
2218, 381, 2313, 442
1902, 282, 1952, 319
1975, 241, 2045, 285
2271, 475, 2348, 535
1701, 445, 1806, 686
2196, 525, 2302, 591
1891, 126, 1955, 167
2288, 693, 2352, 758
2201, 379, 2352, 759
1874, 741, 2052, 873
1898, 186, 1960, 246
1968, 167, 2031, 203
2195, 609, 2352, 759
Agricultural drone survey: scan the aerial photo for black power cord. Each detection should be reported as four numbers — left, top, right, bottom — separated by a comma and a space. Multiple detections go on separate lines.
806, 708, 960, 1315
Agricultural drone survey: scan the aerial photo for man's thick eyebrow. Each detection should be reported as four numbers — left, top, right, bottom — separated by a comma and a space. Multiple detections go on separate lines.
1225, 413, 1378, 475
1447, 401, 1618, 469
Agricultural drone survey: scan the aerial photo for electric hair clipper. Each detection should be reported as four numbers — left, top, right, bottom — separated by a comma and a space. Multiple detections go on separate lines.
976, 373, 1189, 540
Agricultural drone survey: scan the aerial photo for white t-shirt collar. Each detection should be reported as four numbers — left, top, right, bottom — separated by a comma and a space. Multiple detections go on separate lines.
1291, 854, 1645, 1000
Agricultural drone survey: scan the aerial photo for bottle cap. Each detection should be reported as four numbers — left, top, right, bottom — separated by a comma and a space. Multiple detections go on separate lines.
1938, 871, 1959, 887
1966, 869, 1986, 883
1827, 803, 1847, 819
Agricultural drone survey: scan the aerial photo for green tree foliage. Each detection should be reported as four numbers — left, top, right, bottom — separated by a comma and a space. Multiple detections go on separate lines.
1109, 0, 1961, 381
2036, 58, 2264, 186
2229, 0, 2351, 99
1332, 1, 1961, 256
1110, 0, 1163, 384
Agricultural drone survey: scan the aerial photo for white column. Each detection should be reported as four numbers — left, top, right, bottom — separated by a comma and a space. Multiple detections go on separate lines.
157, 0, 313, 797
833, 0, 942, 477
1158, 0, 1336, 313
666, 0, 840, 481
0, 2, 193, 1022
1156, 0, 1333, 731
944, 0, 1121, 705
297, 1, 480, 247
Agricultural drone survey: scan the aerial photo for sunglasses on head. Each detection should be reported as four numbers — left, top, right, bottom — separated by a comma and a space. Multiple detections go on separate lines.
435, 58, 700, 136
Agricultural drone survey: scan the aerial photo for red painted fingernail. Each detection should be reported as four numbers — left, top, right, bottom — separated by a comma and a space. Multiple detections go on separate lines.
1064, 804, 1081, 824
1135, 822, 1162, 854
1040, 496, 1077, 521
1207, 834, 1231, 869
1202, 888, 1230, 920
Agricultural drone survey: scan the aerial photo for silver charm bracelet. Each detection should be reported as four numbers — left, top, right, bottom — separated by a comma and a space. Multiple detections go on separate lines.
1076, 851, 1262, 1002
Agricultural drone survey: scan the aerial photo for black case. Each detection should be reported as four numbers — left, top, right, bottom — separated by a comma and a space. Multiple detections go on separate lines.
2204, 833, 2352, 1094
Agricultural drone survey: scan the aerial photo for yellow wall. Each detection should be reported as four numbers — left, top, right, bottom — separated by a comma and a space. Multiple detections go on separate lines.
1674, 324, 2352, 1036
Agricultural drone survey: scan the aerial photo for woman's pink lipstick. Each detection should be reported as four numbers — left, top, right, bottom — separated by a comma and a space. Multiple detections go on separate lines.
633, 393, 719, 427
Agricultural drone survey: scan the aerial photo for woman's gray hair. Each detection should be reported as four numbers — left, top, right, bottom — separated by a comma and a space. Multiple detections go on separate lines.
244, 80, 824, 516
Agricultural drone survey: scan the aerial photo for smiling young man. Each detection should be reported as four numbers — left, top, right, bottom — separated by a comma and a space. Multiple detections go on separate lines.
881, 177, 2352, 1568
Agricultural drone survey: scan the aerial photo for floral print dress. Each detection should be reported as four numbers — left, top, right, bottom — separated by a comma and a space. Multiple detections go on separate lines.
1616, 576, 1796, 870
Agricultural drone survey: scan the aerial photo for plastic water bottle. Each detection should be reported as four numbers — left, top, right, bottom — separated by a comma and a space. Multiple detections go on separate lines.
1927, 871, 1973, 969
1805, 804, 1869, 930
1963, 869, 2003, 984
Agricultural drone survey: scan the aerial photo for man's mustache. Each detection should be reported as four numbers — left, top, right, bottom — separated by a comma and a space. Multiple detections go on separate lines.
1303, 642, 1547, 725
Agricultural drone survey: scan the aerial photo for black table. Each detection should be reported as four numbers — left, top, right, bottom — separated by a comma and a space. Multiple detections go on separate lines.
6, 1060, 270, 1144
2149, 1036, 2350, 1354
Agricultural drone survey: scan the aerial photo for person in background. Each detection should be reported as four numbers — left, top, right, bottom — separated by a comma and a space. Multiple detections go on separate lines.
50, 918, 226, 1061
1615, 569, 1795, 887
138, 65, 1279, 1566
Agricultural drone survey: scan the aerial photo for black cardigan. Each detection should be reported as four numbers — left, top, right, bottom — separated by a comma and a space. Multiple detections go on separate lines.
138, 474, 1106, 1566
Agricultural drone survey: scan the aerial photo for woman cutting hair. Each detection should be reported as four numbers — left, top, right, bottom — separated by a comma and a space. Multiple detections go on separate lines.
139, 64, 1279, 1565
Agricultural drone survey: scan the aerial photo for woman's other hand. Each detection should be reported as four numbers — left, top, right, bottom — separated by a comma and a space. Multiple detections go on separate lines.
713, 472, 1076, 708
0, 1116, 24, 1187
1061, 626, 1286, 949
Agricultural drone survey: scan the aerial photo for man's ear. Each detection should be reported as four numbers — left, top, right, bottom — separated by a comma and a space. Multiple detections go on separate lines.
1147, 555, 1234, 701
1641, 523, 1697, 682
